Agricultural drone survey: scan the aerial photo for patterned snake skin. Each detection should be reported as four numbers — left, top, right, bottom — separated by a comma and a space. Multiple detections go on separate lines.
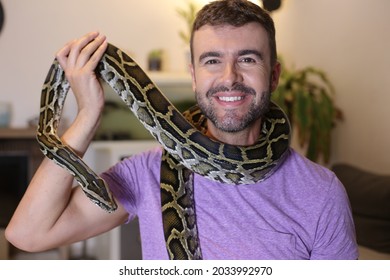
37, 43, 291, 259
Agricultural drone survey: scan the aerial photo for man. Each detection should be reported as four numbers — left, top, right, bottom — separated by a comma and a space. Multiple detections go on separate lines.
6, 0, 358, 259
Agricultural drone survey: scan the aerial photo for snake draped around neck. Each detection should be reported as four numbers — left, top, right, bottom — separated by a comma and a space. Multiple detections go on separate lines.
160, 104, 291, 260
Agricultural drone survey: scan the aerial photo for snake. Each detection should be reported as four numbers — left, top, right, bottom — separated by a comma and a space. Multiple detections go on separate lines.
37, 43, 291, 260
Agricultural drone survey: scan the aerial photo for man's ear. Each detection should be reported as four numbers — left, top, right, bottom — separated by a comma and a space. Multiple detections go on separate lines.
270, 61, 281, 92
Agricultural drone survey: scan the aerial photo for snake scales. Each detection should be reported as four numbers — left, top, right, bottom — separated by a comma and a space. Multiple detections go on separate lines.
37, 43, 291, 259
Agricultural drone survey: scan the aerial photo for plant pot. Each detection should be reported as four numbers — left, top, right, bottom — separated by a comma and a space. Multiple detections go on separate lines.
148, 58, 162, 71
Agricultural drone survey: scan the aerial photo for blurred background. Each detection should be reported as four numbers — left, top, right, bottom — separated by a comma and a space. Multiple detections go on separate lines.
0, 0, 389, 171
0, 0, 389, 260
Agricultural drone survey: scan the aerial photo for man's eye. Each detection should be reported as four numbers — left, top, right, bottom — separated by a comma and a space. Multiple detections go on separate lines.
205, 59, 219, 65
240, 57, 256, 63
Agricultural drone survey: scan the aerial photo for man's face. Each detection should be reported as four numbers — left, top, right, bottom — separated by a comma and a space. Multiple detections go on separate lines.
190, 22, 280, 134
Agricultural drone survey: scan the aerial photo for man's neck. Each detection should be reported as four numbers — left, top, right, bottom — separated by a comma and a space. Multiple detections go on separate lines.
206, 119, 262, 146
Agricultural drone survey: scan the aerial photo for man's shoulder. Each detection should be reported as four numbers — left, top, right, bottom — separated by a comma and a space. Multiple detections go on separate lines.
279, 148, 339, 188
286, 148, 334, 173
124, 145, 162, 163
107, 146, 162, 176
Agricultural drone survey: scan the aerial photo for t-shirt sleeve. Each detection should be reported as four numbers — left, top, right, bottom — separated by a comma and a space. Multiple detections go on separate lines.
99, 148, 161, 222
310, 176, 359, 259
100, 157, 139, 222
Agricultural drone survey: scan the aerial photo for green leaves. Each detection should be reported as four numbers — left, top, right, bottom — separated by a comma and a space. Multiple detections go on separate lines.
272, 62, 342, 163
176, 1, 199, 44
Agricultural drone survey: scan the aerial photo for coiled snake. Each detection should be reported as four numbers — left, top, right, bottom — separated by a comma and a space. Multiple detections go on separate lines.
37, 43, 290, 260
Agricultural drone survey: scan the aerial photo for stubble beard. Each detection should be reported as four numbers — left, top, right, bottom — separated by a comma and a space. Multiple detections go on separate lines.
196, 83, 271, 133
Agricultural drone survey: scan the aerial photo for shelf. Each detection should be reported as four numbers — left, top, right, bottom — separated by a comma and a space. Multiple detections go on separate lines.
0, 128, 37, 139
146, 71, 192, 86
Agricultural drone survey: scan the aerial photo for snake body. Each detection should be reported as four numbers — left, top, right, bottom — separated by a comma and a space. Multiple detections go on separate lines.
37, 43, 290, 259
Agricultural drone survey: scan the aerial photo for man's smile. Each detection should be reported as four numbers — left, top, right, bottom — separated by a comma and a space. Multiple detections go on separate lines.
216, 95, 245, 102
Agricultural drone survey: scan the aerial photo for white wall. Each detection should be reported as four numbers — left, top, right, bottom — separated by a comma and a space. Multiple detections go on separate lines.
0, 0, 193, 127
272, 0, 390, 173
1, 0, 389, 173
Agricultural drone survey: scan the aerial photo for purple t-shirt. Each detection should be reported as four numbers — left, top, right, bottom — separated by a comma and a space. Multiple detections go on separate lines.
101, 147, 358, 260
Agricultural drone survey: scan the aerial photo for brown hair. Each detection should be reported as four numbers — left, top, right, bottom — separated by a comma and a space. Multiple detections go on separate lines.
190, 0, 277, 67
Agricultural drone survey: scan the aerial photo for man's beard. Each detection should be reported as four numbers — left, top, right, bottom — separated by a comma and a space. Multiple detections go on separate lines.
196, 83, 271, 133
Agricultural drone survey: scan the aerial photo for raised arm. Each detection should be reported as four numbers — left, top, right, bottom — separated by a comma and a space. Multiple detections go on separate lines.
5, 32, 128, 252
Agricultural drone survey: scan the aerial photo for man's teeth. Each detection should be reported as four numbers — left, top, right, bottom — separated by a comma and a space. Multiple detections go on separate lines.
218, 96, 244, 102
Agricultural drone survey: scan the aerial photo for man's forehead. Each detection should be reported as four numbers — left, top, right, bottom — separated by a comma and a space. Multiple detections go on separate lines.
192, 23, 270, 55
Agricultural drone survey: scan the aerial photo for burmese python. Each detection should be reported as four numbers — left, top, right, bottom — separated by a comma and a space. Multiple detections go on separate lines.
37, 43, 291, 260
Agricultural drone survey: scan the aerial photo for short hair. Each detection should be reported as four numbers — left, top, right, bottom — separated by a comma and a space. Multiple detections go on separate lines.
190, 0, 277, 67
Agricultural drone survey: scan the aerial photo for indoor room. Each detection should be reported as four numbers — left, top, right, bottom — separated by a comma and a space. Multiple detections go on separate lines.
0, 0, 389, 261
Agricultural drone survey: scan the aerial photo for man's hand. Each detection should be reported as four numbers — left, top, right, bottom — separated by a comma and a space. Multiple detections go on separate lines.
56, 31, 108, 121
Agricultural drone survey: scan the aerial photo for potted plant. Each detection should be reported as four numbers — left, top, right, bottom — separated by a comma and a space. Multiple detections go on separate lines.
147, 49, 163, 71
176, 1, 199, 45
272, 59, 343, 163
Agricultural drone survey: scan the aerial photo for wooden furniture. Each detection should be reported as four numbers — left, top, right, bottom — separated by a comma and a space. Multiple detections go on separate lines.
0, 128, 42, 259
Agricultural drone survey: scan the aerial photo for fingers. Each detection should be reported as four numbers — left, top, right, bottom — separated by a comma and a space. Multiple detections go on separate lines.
56, 39, 74, 69
83, 36, 108, 70
55, 31, 107, 71
71, 32, 106, 68
53, 31, 108, 115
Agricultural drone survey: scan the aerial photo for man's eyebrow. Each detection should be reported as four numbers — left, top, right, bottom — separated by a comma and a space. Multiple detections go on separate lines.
238, 49, 264, 60
199, 51, 221, 62
198, 50, 264, 62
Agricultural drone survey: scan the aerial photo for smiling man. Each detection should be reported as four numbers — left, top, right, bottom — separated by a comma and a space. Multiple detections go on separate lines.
191, 22, 278, 144
6, 0, 358, 260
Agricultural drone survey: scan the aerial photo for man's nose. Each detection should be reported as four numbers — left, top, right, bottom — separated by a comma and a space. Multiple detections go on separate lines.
220, 62, 243, 87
